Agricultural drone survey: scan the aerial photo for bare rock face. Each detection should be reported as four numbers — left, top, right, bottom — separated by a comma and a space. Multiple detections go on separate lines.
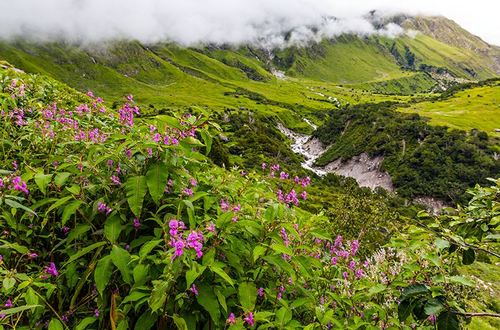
324, 153, 394, 191
413, 197, 450, 215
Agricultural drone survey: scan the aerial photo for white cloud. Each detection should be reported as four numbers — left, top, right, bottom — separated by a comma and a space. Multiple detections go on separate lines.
0, 0, 498, 46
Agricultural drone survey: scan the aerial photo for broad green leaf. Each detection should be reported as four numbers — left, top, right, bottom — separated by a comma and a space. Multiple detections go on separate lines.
186, 263, 206, 289
54, 172, 72, 187
0, 305, 41, 316
238, 282, 257, 311
34, 173, 52, 195
95, 256, 114, 296
61, 200, 83, 226
149, 280, 171, 312
45, 195, 73, 215
48, 318, 64, 330
75, 317, 96, 330
62, 241, 106, 267
4, 198, 36, 215
209, 265, 234, 286
125, 176, 147, 217
462, 249, 475, 265
397, 299, 412, 322
253, 245, 267, 262
172, 314, 188, 330
200, 129, 212, 155
133, 264, 150, 286
111, 245, 132, 284
139, 239, 162, 259
437, 311, 460, 330
66, 224, 90, 245
104, 215, 122, 243
271, 243, 294, 256
146, 163, 168, 205
447, 275, 474, 287
134, 311, 157, 330
424, 298, 445, 316
197, 284, 220, 324
401, 284, 429, 299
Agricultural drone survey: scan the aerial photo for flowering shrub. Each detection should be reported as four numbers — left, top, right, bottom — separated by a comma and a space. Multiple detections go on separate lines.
0, 65, 496, 329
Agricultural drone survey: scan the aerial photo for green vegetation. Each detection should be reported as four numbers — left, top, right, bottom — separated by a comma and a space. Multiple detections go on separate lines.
399, 81, 500, 136
0, 57, 498, 330
314, 102, 500, 202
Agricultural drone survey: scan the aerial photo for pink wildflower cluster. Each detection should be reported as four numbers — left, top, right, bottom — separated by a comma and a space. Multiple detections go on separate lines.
97, 202, 112, 216
7, 79, 26, 99
118, 95, 140, 127
219, 199, 242, 222
11, 176, 29, 195
323, 236, 367, 280
262, 163, 310, 207
227, 312, 254, 326
74, 128, 108, 143
168, 219, 204, 260
44, 262, 58, 277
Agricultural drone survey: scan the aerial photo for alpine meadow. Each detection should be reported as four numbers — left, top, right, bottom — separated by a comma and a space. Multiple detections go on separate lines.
0, 1, 498, 330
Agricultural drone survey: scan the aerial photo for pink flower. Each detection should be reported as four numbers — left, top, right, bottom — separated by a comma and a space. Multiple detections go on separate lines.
45, 262, 59, 277
220, 199, 230, 212
279, 172, 289, 180
331, 257, 337, 265
12, 176, 29, 195
189, 284, 198, 296
300, 191, 307, 200
258, 287, 264, 297
354, 268, 364, 279
206, 222, 215, 233
261, 163, 267, 170
4, 299, 12, 307
232, 204, 241, 212
183, 188, 193, 197
110, 175, 121, 186
350, 240, 359, 256
244, 312, 254, 326
94, 308, 100, 318
189, 178, 197, 187
133, 218, 141, 230
227, 313, 236, 325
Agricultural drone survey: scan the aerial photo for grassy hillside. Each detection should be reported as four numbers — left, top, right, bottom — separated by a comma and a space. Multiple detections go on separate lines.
399, 81, 500, 136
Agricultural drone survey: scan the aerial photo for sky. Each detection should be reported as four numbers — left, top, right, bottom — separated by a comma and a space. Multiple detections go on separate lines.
0, 0, 498, 46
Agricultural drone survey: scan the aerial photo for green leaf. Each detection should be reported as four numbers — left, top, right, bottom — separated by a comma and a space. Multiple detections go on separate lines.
146, 163, 168, 205
172, 314, 189, 330
62, 241, 106, 267
401, 284, 429, 299
45, 196, 73, 215
4, 198, 36, 215
125, 176, 147, 217
200, 129, 212, 155
75, 317, 97, 330
238, 282, 257, 311
54, 172, 72, 187
104, 215, 122, 243
435, 238, 450, 250
398, 299, 412, 322
139, 239, 162, 259
447, 275, 474, 287
95, 255, 114, 296
111, 245, 132, 284
209, 265, 234, 286
252, 245, 267, 262
61, 200, 83, 226
134, 311, 157, 330
271, 243, 294, 256
276, 307, 292, 326
424, 298, 445, 316
197, 284, 220, 324
149, 280, 171, 312
437, 311, 460, 330
133, 264, 150, 286
66, 224, 90, 245
0, 305, 41, 316
48, 318, 64, 330
34, 173, 52, 195
186, 263, 206, 289
462, 249, 475, 265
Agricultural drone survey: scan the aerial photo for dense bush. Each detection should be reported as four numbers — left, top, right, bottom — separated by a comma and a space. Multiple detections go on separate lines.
313, 102, 500, 203
0, 66, 498, 330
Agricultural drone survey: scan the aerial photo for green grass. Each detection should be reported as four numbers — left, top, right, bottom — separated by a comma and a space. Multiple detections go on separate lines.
399, 82, 500, 136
